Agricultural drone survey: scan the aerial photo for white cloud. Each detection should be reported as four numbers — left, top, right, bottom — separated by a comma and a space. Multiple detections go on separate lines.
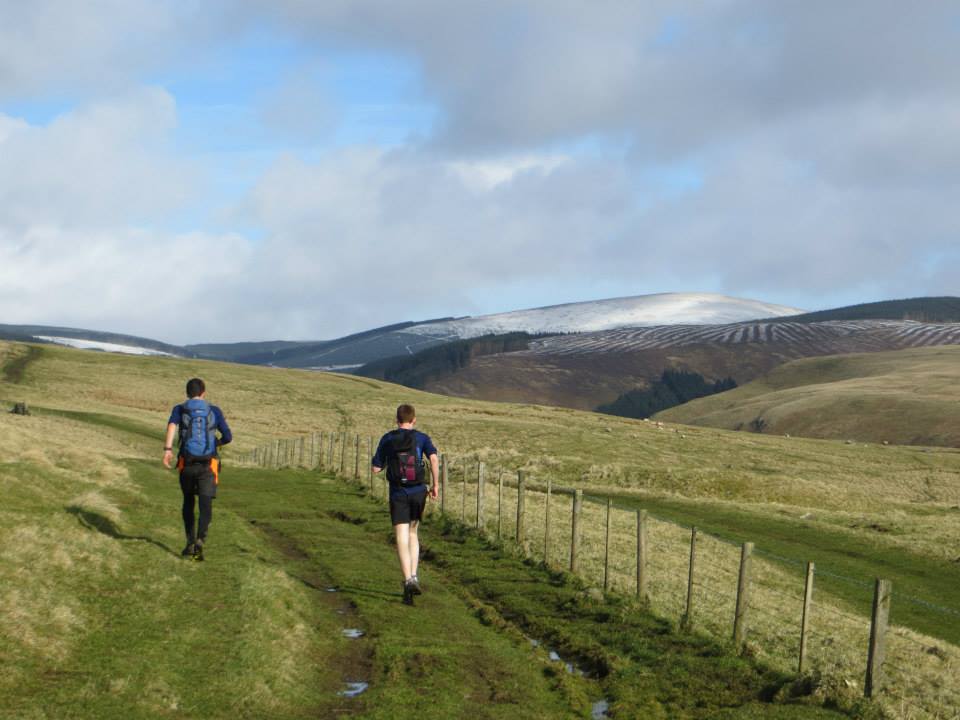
0, 0, 222, 99
0, 225, 251, 341
0, 88, 196, 230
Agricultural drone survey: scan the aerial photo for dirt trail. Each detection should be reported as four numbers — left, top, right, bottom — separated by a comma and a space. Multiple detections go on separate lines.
2, 345, 43, 384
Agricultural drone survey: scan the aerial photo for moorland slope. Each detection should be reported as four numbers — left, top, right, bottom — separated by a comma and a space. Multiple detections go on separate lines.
655, 345, 960, 447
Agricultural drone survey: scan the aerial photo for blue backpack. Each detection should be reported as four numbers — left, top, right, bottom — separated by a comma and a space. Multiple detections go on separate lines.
179, 398, 218, 460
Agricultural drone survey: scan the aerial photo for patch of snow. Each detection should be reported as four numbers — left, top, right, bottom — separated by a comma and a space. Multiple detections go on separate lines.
34, 336, 176, 357
401, 293, 803, 341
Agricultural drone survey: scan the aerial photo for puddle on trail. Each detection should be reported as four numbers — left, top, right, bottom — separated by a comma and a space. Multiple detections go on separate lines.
338, 682, 368, 698
547, 649, 590, 677
341, 628, 365, 639
592, 699, 611, 718
529, 636, 611, 716
325, 586, 339, 593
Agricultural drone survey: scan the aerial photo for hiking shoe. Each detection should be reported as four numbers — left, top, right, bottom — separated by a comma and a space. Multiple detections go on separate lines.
402, 580, 416, 605
193, 539, 205, 562
409, 575, 422, 595
181, 542, 196, 558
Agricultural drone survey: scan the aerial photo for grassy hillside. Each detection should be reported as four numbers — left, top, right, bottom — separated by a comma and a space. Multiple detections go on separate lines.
0, 340, 866, 719
655, 345, 960, 448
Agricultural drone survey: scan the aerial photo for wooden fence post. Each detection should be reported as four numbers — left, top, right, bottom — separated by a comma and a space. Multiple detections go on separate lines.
497, 471, 504, 539
544, 479, 552, 565
603, 497, 613, 592
570, 489, 582, 573
274, 439, 281, 468
368, 437, 374, 490
339, 432, 346, 475
299, 436, 305, 467
327, 433, 334, 470
681, 527, 698, 630
440, 455, 447, 514
354, 434, 360, 480
733, 542, 754, 652
475, 462, 485, 530
515, 471, 526, 547
461, 458, 467, 522
865, 579, 892, 698
798, 562, 815, 673
636, 510, 648, 602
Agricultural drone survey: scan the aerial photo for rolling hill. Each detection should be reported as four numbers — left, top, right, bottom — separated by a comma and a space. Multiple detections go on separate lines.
417, 318, 960, 412
654, 344, 960, 447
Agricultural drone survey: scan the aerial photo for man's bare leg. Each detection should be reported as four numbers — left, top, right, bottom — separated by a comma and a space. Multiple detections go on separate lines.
409, 520, 420, 578
394, 522, 413, 580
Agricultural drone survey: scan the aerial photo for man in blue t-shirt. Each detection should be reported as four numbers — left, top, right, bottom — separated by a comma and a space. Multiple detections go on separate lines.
371, 403, 439, 605
162, 377, 232, 561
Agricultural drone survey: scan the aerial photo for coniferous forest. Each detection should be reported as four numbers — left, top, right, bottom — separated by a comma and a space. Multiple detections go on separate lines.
597, 369, 737, 419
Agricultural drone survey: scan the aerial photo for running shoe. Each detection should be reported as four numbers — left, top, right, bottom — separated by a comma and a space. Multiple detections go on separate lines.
402, 579, 416, 605
193, 539, 205, 562
181, 542, 196, 558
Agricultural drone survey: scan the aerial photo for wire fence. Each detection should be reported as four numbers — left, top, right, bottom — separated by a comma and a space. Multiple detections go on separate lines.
242, 432, 960, 720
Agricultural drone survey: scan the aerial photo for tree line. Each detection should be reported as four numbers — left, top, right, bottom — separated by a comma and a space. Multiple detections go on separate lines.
597, 369, 736, 419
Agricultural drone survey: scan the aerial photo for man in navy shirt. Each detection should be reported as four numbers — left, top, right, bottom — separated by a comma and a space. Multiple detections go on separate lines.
372, 404, 439, 604
162, 378, 232, 561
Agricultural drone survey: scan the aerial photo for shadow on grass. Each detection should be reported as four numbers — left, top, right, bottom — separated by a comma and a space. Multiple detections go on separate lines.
65, 506, 178, 557
335, 583, 401, 601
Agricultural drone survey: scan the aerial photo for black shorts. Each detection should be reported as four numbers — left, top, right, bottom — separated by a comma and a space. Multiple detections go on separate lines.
180, 461, 218, 498
389, 488, 427, 525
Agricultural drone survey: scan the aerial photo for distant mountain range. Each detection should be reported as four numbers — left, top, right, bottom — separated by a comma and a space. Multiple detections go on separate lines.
0, 292, 803, 368
5, 294, 960, 418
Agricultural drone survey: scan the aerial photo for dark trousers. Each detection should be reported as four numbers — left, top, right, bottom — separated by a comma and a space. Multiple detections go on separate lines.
179, 463, 216, 542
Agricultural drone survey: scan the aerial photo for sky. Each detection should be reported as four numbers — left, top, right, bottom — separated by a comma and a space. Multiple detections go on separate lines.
1, 1, 958, 344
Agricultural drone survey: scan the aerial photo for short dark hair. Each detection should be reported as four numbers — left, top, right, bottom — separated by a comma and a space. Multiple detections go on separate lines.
186, 378, 205, 398
396, 404, 416, 424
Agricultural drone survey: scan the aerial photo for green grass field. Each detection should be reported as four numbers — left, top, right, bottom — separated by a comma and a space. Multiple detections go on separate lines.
3, 340, 959, 718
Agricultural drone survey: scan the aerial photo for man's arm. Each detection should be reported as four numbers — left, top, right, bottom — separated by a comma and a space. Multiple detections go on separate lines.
427, 452, 439, 499
215, 407, 233, 446
162, 423, 177, 468
371, 436, 384, 474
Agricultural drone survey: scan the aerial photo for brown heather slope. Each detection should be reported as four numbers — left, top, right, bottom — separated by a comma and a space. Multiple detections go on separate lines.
655, 345, 960, 447
426, 343, 800, 410
420, 320, 960, 412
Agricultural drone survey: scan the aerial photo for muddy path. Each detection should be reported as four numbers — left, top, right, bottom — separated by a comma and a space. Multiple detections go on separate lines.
249, 519, 374, 715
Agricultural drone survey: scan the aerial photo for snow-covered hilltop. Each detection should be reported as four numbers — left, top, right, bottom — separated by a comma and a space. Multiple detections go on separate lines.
34, 336, 178, 357
403, 293, 805, 341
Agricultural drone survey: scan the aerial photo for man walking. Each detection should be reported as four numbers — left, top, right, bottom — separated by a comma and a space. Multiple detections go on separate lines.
162, 378, 232, 561
371, 404, 439, 605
